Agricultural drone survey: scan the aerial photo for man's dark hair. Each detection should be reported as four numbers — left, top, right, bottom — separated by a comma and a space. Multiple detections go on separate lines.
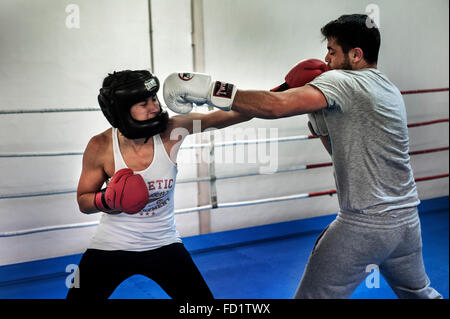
321, 14, 381, 64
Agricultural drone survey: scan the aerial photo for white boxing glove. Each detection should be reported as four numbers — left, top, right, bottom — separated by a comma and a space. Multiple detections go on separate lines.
307, 110, 328, 137
163, 72, 237, 114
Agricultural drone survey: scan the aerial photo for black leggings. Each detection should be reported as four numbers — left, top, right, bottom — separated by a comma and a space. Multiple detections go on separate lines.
66, 243, 213, 301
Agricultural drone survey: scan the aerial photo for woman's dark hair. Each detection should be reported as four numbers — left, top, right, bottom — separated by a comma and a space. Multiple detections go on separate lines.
321, 14, 381, 64
102, 70, 149, 89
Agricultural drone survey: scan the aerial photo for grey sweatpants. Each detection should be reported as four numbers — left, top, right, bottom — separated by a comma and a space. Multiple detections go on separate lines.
294, 208, 442, 299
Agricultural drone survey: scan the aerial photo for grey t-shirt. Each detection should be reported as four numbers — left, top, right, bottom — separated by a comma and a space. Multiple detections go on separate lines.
309, 68, 420, 215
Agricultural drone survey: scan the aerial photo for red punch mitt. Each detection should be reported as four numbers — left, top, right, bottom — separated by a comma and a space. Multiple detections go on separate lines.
94, 168, 149, 214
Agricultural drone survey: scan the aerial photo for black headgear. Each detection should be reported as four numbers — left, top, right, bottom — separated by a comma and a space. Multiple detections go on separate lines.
98, 70, 169, 141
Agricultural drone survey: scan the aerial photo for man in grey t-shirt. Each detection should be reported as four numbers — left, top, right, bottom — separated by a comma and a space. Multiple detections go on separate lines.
308, 67, 421, 215
163, 14, 442, 298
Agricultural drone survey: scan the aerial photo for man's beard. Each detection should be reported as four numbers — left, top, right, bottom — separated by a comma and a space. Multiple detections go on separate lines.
338, 54, 352, 70
330, 54, 352, 70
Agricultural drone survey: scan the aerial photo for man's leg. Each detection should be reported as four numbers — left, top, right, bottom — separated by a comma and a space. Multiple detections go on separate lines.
379, 221, 442, 299
294, 219, 384, 299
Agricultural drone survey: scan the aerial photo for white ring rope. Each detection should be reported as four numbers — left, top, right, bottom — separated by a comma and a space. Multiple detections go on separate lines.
0, 191, 332, 237
0, 134, 312, 158
0, 108, 100, 115
1, 174, 447, 238
0, 87, 447, 115
0, 88, 448, 237
0, 147, 447, 200
1, 118, 448, 158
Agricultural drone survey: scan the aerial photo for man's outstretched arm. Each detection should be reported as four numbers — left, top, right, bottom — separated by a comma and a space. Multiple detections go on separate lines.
231, 85, 327, 119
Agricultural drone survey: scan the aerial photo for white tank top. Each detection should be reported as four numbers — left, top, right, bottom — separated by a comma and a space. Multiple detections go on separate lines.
88, 128, 182, 251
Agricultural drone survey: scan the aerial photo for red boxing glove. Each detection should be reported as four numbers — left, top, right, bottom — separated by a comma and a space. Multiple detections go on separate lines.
94, 168, 149, 214
271, 59, 328, 92
271, 59, 330, 137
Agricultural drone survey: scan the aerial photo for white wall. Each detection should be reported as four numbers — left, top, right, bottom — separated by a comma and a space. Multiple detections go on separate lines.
201, 0, 449, 232
0, 0, 448, 265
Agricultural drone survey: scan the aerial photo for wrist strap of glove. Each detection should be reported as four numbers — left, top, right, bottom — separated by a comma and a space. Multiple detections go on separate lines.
209, 81, 237, 111
94, 188, 110, 212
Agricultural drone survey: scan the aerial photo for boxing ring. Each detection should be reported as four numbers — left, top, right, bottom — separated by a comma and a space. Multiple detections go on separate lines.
0, 87, 448, 299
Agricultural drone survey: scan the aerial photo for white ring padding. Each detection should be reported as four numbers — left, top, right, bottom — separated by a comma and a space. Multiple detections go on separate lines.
209, 135, 219, 208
